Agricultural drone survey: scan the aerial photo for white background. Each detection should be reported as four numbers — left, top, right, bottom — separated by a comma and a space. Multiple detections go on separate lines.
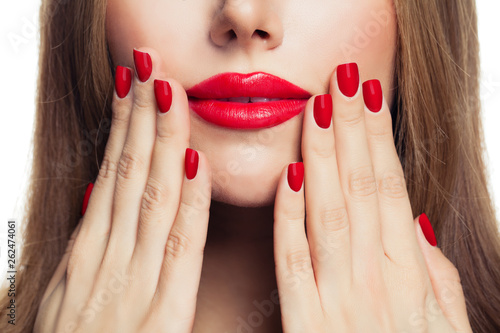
0, 1, 499, 279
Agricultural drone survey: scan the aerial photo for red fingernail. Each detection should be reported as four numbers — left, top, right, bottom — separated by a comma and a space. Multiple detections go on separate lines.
419, 213, 437, 247
133, 49, 152, 82
362, 79, 383, 113
115, 66, 132, 98
313, 94, 332, 129
287, 162, 304, 192
337, 63, 360, 98
154, 80, 173, 113
81, 183, 94, 216
185, 148, 199, 180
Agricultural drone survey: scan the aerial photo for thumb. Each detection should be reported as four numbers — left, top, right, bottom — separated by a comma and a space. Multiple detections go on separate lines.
414, 213, 473, 333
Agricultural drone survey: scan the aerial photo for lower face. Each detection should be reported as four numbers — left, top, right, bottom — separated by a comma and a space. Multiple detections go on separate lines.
105, 0, 397, 207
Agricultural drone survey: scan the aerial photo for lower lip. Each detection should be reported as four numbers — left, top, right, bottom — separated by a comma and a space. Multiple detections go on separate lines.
188, 99, 308, 129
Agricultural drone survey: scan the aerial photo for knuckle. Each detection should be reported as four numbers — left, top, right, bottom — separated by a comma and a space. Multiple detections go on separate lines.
285, 248, 312, 275
368, 128, 394, 143
281, 209, 305, 224
132, 91, 153, 112
117, 147, 143, 180
155, 126, 177, 144
341, 111, 364, 128
377, 170, 407, 199
165, 230, 193, 262
111, 101, 130, 128
98, 153, 119, 181
310, 143, 336, 160
177, 199, 203, 223
141, 178, 168, 214
319, 205, 349, 233
348, 166, 377, 198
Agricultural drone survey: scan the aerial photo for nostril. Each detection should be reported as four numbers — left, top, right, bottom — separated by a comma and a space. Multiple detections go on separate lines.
228, 29, 237, 40
254, 29, 270, 39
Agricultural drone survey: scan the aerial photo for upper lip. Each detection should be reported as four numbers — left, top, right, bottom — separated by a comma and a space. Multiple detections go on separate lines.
186, 72, 312, 100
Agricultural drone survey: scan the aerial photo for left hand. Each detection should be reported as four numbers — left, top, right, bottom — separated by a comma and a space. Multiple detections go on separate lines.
273, 63, 472, 332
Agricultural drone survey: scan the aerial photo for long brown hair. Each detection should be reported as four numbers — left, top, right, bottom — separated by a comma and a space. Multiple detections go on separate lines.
1, 0, 499, 331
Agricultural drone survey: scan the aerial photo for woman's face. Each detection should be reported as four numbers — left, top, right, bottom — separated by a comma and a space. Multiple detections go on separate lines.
106, 0, 397, 207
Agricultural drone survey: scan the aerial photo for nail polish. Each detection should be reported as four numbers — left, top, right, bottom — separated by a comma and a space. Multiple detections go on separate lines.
81, 182, 94, 216
154, 80, 173, 113
314, 94, 332, 129
337, 63, 360, 98
419, 213, 437, 247
115, 66, 132, 98
185, 148, 199, 180
133, 49, 152, 82
287, 162, 304, 192
362, 80, 383, 113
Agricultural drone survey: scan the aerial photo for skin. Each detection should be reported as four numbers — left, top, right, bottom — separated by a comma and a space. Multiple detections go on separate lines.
105, 0, 397, 207
34, 0, 472, 332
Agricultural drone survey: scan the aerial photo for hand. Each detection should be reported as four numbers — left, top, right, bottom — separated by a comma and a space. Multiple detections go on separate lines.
273, 63, 472, 332
34, 47, 212, 333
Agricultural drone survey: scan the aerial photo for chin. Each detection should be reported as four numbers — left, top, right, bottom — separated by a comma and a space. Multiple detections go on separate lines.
210, 167, 282, 207
190, 110, 304, 208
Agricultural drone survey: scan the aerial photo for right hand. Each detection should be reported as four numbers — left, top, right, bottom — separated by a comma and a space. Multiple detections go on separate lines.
33, 47, 212, 333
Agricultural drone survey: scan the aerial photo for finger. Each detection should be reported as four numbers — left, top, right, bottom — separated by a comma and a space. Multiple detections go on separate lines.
301, 93, 351, 298
80, 65, 133, 240
74, 48, 163, 329
130, 78, 190, 298
41, 218, 83, 307
274, 162, 323, 329
153, 150, 212, 332
70, 65, 134, 275
331, 63, 383, 272
57, 65, 134, 329
362, 79, 420, 262
105, 47, 163, 265
414, 214, 472, 333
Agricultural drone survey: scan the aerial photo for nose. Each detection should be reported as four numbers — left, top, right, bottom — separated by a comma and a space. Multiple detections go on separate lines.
209, 0, 284, 50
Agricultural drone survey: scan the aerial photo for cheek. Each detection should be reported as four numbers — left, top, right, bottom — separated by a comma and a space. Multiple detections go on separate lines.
341, 1, 398, 94
289, 0, 397, 93
341, 1, 397, 90
336, 0, 397, 61
105, 0, 205, 72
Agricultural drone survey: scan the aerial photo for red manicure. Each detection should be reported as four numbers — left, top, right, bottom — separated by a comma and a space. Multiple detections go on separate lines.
313, 94, 332, 129
337, 63, 360, 98
185, 148, 199, 180
418, 213, 437, 247
154, 80, 173, 113
81, 182, 94, 216
287, 162, 304, 192
115, 66, 132, 98
362, 80, 383, 113
133, 49, 152, 82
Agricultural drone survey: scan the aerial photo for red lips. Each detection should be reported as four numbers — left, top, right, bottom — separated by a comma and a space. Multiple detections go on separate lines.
186, 72, 311, 129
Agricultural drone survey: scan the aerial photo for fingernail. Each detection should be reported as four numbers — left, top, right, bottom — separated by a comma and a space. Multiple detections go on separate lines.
133, 49, 152, 82
185, 148, 199, 180
81, 183, 94, 216
419, 213, 437, 247
154, 80, 173, 113
115, 66, 132, 98
337, 63, 360, 98
362, 79, 383, 113
313, 94, 332, 129
287, 162, 304, 192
